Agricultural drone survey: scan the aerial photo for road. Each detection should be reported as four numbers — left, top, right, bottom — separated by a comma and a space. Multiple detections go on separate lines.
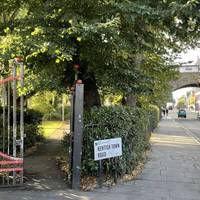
172, 109, 200, 141
1, 109, 200, 200
165, 109, 200, 145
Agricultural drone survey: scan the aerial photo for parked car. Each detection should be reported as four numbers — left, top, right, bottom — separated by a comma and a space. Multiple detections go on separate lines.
177, 109, 186, 118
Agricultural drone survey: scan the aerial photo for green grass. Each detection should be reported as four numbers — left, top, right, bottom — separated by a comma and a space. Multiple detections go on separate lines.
40, 121, 64, 138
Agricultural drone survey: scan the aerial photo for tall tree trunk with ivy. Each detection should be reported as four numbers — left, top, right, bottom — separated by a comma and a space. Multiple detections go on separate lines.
84, 75, 101, 109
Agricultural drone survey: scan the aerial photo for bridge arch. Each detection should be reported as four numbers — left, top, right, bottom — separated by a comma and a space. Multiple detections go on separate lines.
171, 65, 200, 91
173, 84, 200, 91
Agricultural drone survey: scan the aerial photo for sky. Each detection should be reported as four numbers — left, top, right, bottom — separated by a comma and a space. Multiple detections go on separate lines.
175, 47, 200, 64
172, 48, 200, 102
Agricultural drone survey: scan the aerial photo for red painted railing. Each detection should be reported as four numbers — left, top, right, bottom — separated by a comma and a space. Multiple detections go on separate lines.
0, 75, 20, 85
0, 151, 23, 173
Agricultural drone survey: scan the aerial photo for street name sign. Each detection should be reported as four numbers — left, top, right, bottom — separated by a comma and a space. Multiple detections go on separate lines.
94, 138, 122, 161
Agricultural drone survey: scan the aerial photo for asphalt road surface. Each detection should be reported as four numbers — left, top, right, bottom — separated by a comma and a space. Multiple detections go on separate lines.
168, 109, 200, 141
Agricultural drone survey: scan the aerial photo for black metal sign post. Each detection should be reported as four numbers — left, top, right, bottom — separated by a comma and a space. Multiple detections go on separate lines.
94, 138, 122, 187
98, 160, 103, 187
71, 83, 84, 190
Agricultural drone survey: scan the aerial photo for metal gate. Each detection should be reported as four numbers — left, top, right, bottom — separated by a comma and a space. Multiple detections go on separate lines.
0, 59, 24, 187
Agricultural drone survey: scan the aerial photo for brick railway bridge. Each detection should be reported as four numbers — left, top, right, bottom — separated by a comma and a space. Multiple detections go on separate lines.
171, 65, 200, 90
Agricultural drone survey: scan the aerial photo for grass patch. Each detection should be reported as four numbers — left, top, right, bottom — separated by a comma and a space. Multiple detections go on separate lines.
40, 121, 64, 138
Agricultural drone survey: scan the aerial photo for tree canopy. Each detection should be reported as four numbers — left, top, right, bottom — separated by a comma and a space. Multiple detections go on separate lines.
1, 0, 200, 107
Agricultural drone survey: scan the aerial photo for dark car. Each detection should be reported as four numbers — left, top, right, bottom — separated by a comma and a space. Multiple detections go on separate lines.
177, 109, 186, 118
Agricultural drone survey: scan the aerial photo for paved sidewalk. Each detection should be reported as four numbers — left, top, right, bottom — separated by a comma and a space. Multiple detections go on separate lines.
1, 118, 200, 199
86, 119, 200, 200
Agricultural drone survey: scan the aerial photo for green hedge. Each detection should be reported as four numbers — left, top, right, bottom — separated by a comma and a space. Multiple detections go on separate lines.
63, 105, 160, 177
147, 105, 160, 132
43, 106, 70, 121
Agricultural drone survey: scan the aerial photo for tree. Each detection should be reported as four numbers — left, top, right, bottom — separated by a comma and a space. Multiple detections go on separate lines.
177, 95, 186, 109
1, 0, 200, 108
138, 53, 178, 107
188, 92, 196, 108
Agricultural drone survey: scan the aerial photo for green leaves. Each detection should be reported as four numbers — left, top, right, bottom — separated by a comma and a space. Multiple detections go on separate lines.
0, 0, 200, 104
74, 105, 159, 175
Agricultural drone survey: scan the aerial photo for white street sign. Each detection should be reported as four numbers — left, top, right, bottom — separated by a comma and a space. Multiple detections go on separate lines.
94, 138, 122, 161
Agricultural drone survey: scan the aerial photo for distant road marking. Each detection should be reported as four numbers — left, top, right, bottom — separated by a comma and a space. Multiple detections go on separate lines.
151, 133, 200, 146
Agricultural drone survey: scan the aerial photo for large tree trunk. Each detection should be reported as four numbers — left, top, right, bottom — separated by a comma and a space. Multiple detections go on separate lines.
83, 75, 101, 109
126, 94, 137, 107
73, 56, 101, 109
122, 94, 137, 107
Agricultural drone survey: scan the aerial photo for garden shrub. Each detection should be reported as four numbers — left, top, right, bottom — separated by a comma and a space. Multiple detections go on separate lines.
24, 109, 43, 125
0, 108, 44, 151
28, 91, 70, 121
24, 124, 44, 148
82, 106, 150, 176
147, 105, 160, 131
43, 106, 70, 121
63, 105, 160, 177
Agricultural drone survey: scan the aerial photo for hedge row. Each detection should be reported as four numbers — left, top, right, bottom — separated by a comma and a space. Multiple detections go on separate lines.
63, 105, 160, 177
147, 105, 160, 132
